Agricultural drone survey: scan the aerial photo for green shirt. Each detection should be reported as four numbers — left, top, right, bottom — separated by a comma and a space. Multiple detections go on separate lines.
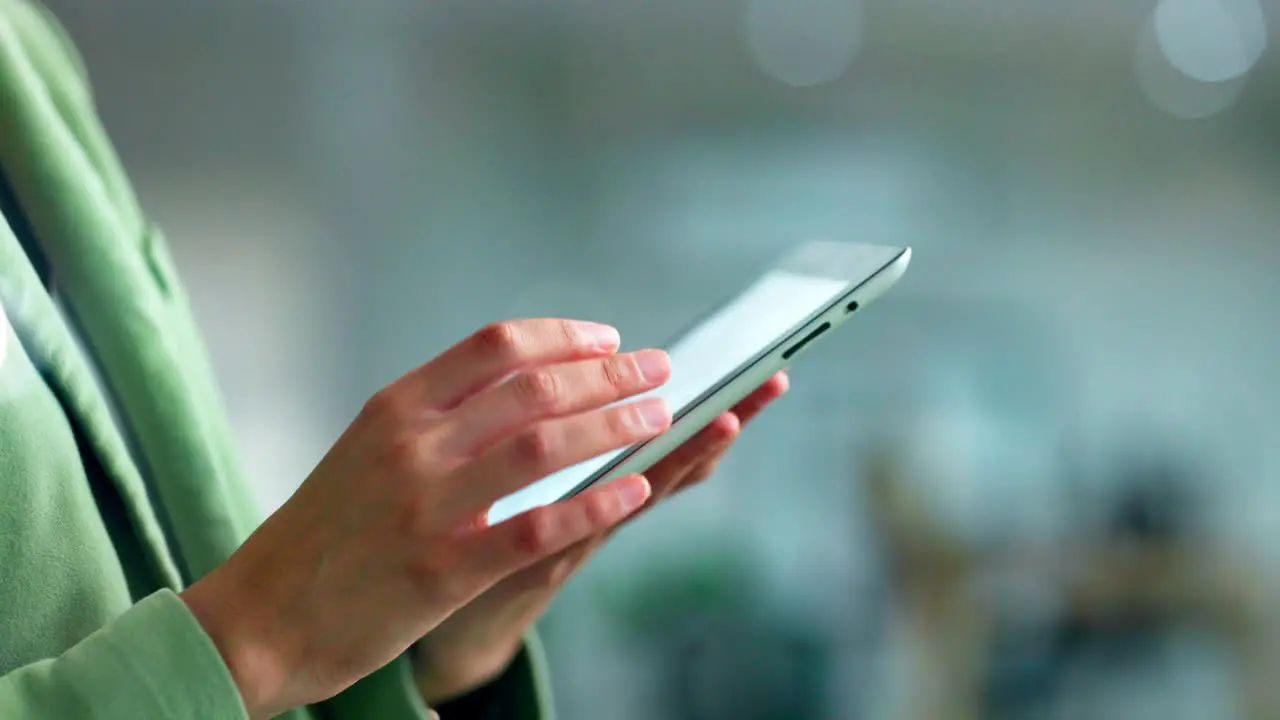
0, 1, 552, 717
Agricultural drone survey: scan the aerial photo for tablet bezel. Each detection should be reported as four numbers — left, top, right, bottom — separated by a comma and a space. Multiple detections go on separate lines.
556, 241, 910, 501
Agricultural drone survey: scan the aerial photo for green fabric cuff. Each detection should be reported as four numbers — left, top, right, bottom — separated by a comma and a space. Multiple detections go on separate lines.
516, 631, 556, 720
59, 588, 248, 719
318, 654, 433, 720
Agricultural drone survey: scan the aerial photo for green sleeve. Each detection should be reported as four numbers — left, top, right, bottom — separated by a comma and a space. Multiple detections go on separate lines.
3, 3, 559, 718
0, 590, 249, 719
319, 632, 554, 720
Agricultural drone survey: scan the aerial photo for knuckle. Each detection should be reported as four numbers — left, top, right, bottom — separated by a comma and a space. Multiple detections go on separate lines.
511, 425, 559, 470
384, 431, 428, 474
559, 319, 583, 348
513, 370, 563, 412
474, 321, 522, 359
583, 491, 619, 529
512, 507, 559, 556
609, 405, 641, 439
362, 385, 404, 423
406, 545, 471, 602
600, 355, 632, 392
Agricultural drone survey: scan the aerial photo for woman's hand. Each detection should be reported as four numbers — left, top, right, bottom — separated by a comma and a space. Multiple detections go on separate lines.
179, 319, 674, 719
411, 371, 790, 704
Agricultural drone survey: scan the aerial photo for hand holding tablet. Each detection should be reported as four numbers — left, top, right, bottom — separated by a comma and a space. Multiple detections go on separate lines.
488, 240, 911, 524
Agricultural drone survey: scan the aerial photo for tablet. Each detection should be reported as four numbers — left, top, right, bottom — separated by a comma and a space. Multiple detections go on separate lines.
486, 241, 911, 524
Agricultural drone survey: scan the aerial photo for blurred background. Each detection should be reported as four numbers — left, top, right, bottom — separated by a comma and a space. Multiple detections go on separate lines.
40, 0, 1280, 718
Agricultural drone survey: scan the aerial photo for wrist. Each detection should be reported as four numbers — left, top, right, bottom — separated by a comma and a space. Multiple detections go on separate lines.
181, 565, 293, 719
411, 637, 522, 705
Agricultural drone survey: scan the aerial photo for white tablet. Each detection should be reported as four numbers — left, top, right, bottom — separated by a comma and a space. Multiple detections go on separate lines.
487, 241, 911, 524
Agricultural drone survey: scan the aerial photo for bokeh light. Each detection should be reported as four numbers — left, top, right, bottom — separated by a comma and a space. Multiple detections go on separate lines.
744, 0, 864, 88
1135, 9, 1249, 119
1154, 0, 1267, 82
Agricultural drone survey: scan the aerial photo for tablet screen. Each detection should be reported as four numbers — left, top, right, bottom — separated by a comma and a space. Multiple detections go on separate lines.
487, 269, 850, 524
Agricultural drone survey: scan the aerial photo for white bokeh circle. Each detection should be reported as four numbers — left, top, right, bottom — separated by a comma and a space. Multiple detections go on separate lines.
745, 0, 864, 88
1154, 0, 1267, 82
1136, 11, 1248, 119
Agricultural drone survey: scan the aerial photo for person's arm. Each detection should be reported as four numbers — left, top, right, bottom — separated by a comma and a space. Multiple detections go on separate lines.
5, 7, 561, 719
422, 633, 553, 720
319, 633, 553, 720
4, 8, 779, 720
0, 591, 248, 719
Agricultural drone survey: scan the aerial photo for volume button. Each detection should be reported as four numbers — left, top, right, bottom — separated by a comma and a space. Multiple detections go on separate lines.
782, 322, 832, 360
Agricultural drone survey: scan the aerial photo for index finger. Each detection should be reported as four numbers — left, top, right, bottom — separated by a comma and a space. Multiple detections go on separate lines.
401, 319, 622, 410
730, 370, 789, 425
647, 370, 789, 483
462, 475, 651, 583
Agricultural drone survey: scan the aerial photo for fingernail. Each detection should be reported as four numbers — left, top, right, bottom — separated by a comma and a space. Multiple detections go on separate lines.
635, 349, 670, 384
583, 322, 620, 350
619, 477, 651, 513
634, 397, 671, 431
